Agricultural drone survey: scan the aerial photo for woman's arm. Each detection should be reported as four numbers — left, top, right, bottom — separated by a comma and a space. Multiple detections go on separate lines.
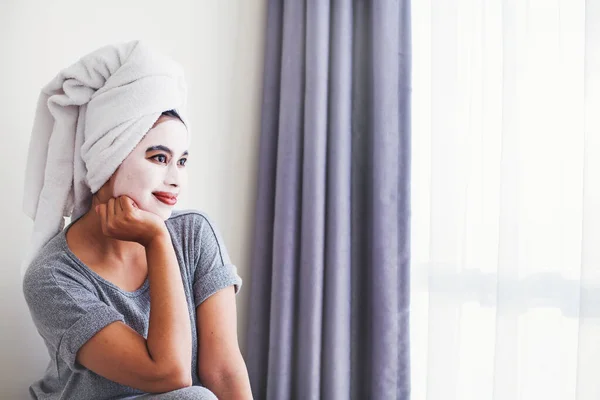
76, 231, 193, 392
197, 286, 252, 399
144, 231, 193, 379
76, 197, 193, 392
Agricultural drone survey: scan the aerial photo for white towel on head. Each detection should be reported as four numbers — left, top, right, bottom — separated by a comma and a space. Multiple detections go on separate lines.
21, 40, 189, 275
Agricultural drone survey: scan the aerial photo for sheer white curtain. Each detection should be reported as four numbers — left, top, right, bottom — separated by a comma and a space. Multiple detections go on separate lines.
411, 1, 600, 399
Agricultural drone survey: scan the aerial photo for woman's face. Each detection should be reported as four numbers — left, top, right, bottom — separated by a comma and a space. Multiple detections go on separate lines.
111, 117, 189, 220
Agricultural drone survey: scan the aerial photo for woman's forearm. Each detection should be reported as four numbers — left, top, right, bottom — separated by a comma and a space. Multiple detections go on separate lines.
145, 229, 192, 382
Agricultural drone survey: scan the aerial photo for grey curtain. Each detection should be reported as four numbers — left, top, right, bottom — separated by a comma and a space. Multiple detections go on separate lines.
245, 0, 410, 399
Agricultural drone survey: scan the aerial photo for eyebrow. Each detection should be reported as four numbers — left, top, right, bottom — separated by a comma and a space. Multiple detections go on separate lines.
146, 145, 189, 157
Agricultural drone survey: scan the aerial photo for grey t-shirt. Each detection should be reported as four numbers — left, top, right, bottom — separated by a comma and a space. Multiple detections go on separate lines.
22, 210, 242, 400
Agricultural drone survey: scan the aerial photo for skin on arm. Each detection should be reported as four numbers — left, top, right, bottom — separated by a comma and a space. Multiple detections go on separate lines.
76, 196, 193, 393
197, 286, 253, 399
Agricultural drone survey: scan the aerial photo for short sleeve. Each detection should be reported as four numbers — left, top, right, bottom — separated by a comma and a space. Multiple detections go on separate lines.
22, 264, 125, 371
192, 213, 242, 308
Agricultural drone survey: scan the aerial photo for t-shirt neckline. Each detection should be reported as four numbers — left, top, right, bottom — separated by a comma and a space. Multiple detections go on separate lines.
59, 218, 151, 297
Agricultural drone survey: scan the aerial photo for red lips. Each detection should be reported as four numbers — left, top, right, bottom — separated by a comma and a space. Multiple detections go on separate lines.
152, 192, 178, 206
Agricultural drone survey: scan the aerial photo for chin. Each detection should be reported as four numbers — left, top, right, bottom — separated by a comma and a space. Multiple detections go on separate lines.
132, 198, 173, 221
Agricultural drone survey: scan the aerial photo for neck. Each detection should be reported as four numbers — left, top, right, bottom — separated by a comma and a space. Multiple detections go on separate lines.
72, 208, 146, 265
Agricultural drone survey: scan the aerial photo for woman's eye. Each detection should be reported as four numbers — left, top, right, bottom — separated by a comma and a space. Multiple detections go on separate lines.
153, 154, 167, 163
178, 158, 187, 166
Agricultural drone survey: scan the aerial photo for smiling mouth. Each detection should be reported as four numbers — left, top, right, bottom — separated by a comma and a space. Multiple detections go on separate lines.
153, 193, 177, 206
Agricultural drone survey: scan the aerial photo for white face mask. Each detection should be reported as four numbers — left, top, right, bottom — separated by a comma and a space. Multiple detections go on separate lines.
112, 118, 189, 220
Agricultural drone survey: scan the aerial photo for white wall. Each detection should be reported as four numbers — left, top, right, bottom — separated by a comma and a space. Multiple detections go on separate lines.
0, 1, 266, 398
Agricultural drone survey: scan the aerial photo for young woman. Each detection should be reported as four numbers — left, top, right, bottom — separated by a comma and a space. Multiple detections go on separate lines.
21, 42, 252, 399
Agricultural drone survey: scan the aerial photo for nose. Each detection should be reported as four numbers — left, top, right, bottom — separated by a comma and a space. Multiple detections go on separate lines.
164, 162, 181, 188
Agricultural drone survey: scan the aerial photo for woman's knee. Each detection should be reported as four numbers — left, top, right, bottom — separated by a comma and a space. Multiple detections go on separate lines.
158, 385, 217, 400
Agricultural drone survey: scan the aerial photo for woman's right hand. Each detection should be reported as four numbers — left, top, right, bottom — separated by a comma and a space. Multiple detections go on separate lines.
95, 195, 168, 247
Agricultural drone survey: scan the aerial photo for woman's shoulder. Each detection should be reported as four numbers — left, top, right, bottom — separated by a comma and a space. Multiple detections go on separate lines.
24, 231, 71, 274
166, 209, 219, 235
22, 233, 93, 301
165, 209, 231, 263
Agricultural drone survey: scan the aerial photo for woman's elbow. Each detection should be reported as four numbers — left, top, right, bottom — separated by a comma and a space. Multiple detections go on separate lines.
154, 363, 193, 392
200, 368, 232, 388
166, 367, 192, 390
199, 358, 251, 395
169, 371, 193, 391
